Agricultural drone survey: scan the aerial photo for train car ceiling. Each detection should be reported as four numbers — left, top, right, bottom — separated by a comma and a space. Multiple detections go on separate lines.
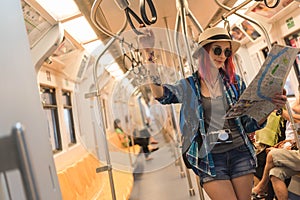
23, 0, 253, 84
23, 0, 97, 81
72, 0, 241, 72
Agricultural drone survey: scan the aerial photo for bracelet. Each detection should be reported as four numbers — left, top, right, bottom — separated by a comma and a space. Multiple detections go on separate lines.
150, 74, 162, 85
147, 51, 156, 63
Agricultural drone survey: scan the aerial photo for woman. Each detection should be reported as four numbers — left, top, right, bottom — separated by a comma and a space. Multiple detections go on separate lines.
139, 27, 287, 199
114, 119, 158, 161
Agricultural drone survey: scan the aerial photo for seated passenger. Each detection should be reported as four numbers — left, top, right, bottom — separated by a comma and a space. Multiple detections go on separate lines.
254, 111, 287, 200
252, 147, 300, 200
252, 99, 300, 200
114, 119, 158, 161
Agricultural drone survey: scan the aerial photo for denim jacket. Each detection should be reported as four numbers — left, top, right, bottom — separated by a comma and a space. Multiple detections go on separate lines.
156, 70, 265, 176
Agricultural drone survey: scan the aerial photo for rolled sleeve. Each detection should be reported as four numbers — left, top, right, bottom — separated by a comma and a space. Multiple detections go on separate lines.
155, 85, 178, 104
155, 81, 185, 104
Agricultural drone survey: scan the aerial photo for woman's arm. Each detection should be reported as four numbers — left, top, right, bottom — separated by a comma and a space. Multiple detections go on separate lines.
149, 84, 164, 99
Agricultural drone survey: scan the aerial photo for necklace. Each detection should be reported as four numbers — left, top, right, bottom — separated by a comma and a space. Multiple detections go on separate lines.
202, 73, 222, 98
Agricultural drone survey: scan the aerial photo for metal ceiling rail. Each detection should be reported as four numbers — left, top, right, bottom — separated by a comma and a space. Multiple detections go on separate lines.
92, 37, 118, 200
90, 18, 129, 200
91, 0, 139, 51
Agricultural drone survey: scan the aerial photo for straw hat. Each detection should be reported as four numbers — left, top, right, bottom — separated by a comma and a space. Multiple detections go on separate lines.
192, 27, 241, 58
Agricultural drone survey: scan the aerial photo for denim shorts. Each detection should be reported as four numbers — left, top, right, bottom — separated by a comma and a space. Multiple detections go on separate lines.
199, 144, 256, 186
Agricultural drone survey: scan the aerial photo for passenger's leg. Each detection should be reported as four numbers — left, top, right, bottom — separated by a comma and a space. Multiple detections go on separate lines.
203, 180, 237, 200
252, 152, 274, 194
135, 138, 153, 159
255, 148, 267, 179
270, 176, 288, 200
149, 136, 158, 144
265, 182, 276, 200
271, 149, 300, 172
269, 165, 296, 200
232, 174, 254, 200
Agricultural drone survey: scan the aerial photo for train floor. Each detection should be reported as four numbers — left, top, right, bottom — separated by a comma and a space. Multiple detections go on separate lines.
129, 132, 211, 200
127, 131, 300, 200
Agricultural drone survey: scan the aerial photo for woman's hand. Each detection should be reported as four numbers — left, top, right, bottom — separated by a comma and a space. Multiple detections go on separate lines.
271, 93, 287, 109
139, 29, 155, 50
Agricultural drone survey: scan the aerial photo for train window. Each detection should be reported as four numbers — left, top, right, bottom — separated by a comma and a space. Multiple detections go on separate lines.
40, 86, 62, 153
62, 90, 77, 145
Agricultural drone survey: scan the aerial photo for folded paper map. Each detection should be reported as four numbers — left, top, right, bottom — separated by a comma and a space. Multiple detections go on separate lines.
225, 44, 300, 122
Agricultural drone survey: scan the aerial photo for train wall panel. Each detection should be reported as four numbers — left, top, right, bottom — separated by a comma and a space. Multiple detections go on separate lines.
0, 1, 61, 199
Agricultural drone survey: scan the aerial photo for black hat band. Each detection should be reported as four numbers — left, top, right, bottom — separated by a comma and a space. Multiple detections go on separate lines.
207, 34, 231, 40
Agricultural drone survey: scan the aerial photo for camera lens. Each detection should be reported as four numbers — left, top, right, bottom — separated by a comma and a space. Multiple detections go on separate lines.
218, 132, 229, 141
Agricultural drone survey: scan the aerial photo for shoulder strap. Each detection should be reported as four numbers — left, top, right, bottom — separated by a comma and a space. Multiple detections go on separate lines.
188, 73, 202, 103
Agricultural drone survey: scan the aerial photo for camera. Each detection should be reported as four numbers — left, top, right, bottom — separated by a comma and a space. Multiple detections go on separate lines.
208, 129, 233, 145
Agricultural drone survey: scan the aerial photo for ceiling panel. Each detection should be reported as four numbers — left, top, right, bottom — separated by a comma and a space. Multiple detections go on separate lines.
76, 0, 238, 41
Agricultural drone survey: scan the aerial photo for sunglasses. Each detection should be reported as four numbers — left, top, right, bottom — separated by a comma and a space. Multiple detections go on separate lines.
212, 46, 232, 58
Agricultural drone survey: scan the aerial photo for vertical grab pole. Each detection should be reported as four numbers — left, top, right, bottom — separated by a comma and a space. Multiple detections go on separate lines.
185, 168, 196, 196
173, 0, 207, 198
195, 176, 205, 200
90, 4, 130, 197
174, 12, 196, 196
285, 101, 300, 150
158, 38, 186, 176
174, 10, 185, 77
163, 17, 181, 79
170, 105, 186, 178
174, 0, 206, 197
177, 0, 194, 74
93, 36, 118, 200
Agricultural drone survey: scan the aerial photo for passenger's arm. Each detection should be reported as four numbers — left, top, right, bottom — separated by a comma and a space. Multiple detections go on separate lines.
292, 101, 300, 113
281, 109, 300, 123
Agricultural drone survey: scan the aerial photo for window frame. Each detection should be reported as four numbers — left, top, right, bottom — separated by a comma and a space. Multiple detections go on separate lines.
40, 85, 62, 153
62, 90, 77, 146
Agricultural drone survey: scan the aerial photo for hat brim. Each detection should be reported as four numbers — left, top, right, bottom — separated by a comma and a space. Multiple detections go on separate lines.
192, 39, 241, 58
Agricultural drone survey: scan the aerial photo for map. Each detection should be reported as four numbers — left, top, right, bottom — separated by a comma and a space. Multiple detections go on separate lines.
225, 44, 300, 122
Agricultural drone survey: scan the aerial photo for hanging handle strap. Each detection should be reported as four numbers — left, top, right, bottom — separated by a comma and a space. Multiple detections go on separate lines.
263, 0, 280, 9
140, 0, 157, 25
125, 7, 146, 35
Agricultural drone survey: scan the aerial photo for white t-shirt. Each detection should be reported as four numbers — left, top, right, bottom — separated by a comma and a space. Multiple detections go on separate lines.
285, 121, 300, 140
